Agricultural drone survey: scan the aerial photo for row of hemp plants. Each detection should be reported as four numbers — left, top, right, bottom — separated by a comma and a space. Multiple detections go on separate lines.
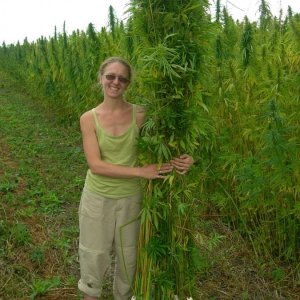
204, 1, 300, 271
0, 6, 128, 122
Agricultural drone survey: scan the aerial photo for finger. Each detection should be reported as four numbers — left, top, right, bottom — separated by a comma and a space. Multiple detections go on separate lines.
171, 161, 188, 169
156, 166, 173, 178
171, 161, 189, 172
158, 168, 172, 175
172, 157, 188, 163
159, 164, 173, 171
161, 163, 173, 169
176, 169, 187, 175
156, 173, 168, 179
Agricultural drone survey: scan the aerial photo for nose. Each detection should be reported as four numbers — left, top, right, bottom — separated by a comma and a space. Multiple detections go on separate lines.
112, 77, 121, 84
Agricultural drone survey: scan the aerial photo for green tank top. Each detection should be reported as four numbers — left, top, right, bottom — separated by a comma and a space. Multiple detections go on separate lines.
84, 104, 142, 198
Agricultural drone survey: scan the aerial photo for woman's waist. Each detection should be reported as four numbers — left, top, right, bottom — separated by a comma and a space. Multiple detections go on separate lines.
84, 170, 142, 198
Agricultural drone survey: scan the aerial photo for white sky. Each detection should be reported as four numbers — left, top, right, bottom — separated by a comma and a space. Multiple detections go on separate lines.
0, 0, 299, 45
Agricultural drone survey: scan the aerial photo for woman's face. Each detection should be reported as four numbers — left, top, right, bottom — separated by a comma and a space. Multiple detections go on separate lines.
100, 62, 130, 99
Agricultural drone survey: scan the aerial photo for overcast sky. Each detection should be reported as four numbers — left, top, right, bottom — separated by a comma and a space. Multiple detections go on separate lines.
0, 0, 299, 45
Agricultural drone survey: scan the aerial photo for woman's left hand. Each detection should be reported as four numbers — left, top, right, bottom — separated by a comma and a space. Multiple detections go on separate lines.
170, 154, 194, 174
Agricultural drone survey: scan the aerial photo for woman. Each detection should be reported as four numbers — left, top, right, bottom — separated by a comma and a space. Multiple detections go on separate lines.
78, 57, 194, 300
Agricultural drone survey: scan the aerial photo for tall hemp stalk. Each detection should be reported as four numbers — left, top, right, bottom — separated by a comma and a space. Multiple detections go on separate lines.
128, 0, 210, 298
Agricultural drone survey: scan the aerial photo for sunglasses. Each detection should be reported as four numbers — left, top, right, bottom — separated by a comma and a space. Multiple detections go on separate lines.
103, 74, 130, 84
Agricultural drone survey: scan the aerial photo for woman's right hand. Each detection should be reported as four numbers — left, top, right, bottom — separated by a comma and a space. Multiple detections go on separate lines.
139, 163, 173, 179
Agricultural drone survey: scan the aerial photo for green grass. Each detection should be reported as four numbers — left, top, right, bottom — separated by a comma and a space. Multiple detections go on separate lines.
0, 71, 86, 299
0, 71, 299, 299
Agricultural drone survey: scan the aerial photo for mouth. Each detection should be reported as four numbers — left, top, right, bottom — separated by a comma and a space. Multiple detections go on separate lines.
107, 85, 122, 96
109, 86, 120, 92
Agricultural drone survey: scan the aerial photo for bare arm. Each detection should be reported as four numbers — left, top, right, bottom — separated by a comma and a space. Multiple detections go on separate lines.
80, 111, 172, 179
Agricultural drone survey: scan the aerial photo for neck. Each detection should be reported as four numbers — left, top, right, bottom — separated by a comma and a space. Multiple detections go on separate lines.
100, 97, 127, 110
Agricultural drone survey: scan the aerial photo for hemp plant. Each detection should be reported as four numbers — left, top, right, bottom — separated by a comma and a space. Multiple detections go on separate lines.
127, 0, 211, 298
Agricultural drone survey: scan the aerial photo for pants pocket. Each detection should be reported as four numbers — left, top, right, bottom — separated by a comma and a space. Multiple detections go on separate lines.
79, 189, 104, 218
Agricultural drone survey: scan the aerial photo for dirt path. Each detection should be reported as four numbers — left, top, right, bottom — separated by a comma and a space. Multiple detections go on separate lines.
0, 72, 85, 299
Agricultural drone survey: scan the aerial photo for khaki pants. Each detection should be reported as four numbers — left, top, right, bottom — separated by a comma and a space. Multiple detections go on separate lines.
78, 188, 142, 299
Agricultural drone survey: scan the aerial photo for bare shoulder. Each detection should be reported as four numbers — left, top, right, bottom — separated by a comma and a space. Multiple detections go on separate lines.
136, 104, 146, 113
135, 104, 147, 127
80, 110, 94, 130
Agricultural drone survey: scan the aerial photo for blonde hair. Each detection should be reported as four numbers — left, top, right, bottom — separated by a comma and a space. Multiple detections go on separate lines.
98, 57, 132, 82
